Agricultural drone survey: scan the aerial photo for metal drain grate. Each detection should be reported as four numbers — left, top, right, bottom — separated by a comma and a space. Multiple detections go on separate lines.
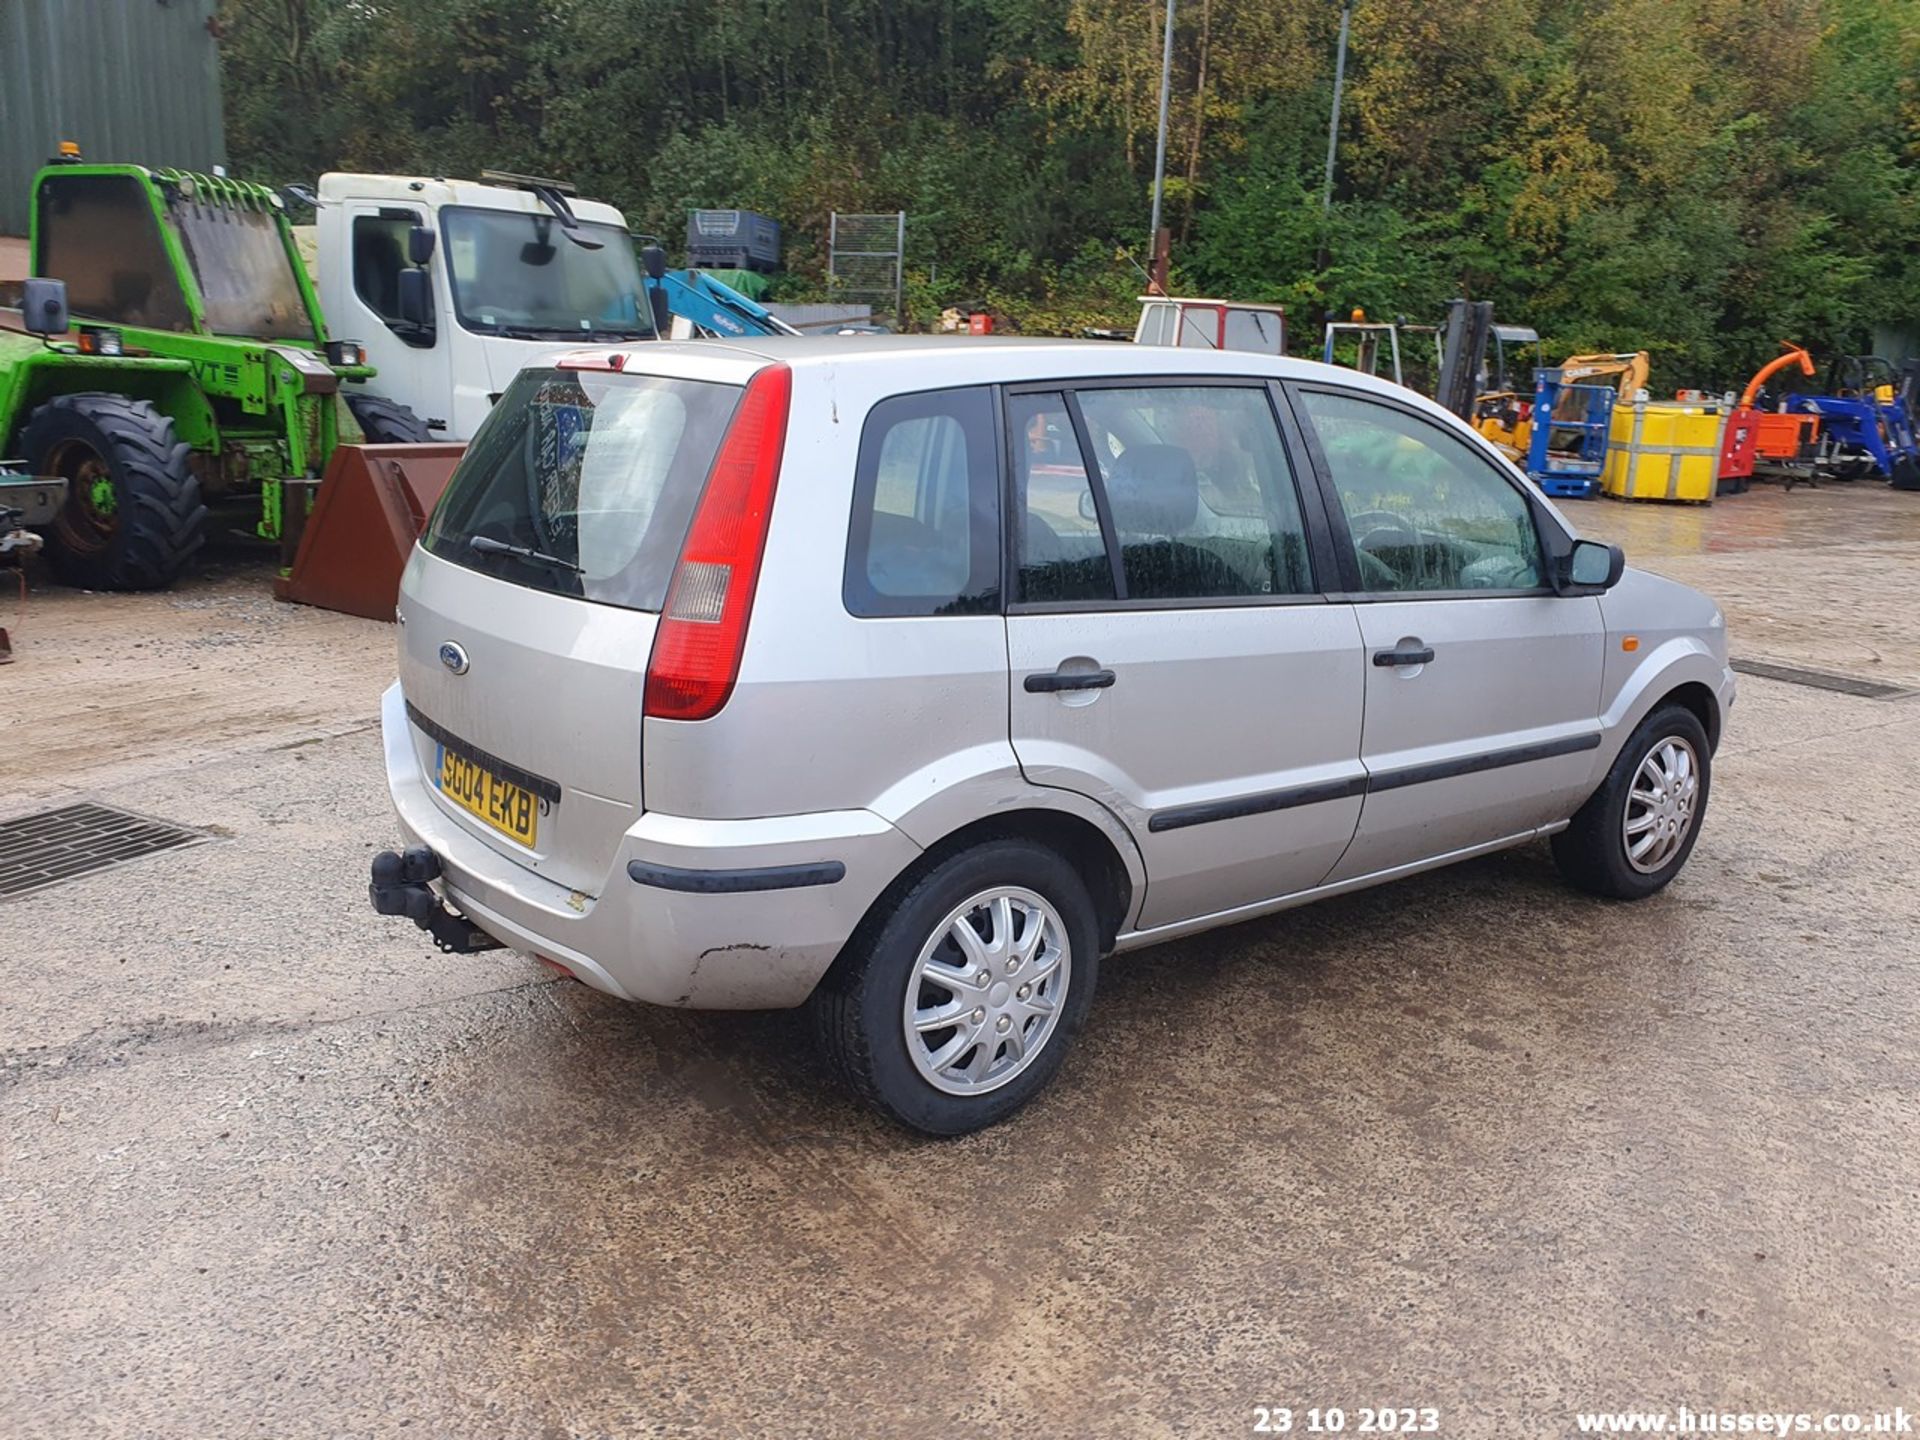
1731, 658, 1915, 701
0, 802, 213, 901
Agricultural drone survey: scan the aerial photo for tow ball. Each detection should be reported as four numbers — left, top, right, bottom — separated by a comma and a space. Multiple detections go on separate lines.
369, 847, 503, 954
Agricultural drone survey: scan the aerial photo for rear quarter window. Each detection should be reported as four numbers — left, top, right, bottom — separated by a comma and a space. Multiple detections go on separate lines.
844, 387, 1001, 617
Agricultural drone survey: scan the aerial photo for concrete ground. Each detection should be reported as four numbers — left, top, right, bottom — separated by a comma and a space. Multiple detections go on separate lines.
2, 480, 1916, 1438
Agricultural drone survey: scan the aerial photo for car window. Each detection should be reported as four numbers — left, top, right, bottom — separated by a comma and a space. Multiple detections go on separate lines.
422, 366, 738, 612
1296, 389, 1546, 593
1223, 308, 1282, 355
1137, 302, 1173, 346
844, 387, 1000, 617
1010, 392, 1115, 603
1075, 386, 1314, 599
1176, 306, 1219, 349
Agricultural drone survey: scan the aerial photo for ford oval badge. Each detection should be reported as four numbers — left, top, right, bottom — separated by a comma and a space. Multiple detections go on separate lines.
438, 641, 470, 676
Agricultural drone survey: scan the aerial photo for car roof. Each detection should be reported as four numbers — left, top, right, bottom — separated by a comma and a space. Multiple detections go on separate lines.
558, 334, 1580, 535
597, 333, 1421, 395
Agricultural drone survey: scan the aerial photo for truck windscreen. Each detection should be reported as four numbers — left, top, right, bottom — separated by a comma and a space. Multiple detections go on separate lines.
441, 208, 652, 341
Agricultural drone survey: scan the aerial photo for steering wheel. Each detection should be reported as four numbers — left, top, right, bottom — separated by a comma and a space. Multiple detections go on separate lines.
1347, 508, 1422, 554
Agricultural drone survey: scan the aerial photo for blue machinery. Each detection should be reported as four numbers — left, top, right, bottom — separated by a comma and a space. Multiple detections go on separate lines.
1526, 367, 1617, 498
637, 245, 799, 340
1785, 356, 1920, 490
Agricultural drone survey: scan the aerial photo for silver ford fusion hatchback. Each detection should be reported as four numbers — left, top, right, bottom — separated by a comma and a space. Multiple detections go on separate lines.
370, 337, 1734, 1134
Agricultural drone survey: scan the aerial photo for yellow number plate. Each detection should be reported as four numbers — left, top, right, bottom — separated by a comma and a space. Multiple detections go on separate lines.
436, 745, 538, 848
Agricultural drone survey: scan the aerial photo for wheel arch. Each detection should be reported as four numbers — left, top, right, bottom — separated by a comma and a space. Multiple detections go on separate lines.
918, 808, 1137, 952
1661, 679, 1723, 753
16, 364, 218, 452
833, 804, 1141, 992
1601, 640, 1729, 762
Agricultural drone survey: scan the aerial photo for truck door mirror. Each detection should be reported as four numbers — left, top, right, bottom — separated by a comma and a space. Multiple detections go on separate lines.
397, 267, 432, 328
22, 277, 68, 336
640, 243, 668, 281
407, 224, 436, 267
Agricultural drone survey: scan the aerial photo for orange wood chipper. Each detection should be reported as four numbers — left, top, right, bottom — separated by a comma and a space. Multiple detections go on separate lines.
1717, 342, 1820, 488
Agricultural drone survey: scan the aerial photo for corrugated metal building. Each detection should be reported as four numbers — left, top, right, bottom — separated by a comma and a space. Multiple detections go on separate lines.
0, 0, 227, 237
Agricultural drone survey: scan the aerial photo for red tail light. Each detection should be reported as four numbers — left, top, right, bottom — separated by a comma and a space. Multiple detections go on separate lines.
643, 362, 792, 721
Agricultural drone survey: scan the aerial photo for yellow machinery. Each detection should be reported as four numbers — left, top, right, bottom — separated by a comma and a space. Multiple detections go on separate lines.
1560, 351, 1652, 395
1474, 393, 1532, 460
1475, 348, 1651, 463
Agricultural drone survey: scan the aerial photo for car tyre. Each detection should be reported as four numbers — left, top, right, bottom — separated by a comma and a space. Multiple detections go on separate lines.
1552, 703, 1711, 900
812, 838, 1101, 1135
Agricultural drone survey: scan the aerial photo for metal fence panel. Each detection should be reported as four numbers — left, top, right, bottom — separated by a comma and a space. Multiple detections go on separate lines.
0, 0, 227, 236
828, 212, 905, 327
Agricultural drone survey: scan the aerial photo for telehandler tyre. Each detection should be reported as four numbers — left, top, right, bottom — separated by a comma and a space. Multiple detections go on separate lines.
345, 392, 431, 444
23, 394, 205, 591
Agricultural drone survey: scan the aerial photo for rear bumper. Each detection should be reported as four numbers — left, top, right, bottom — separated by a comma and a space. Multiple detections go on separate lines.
378, 683, 921, 1008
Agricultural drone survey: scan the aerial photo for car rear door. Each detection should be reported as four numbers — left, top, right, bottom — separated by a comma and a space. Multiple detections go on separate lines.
1004, 379, 1367, 931
397, 357, 749, 896
1284, 383, 1607, 884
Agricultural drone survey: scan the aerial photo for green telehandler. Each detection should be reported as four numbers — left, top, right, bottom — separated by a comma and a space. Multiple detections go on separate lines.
0, 149, 426, 590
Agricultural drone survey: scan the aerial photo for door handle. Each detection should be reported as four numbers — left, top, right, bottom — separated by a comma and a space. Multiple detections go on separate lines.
1025, 667, 1117, 693
1373, 646, 1435, 668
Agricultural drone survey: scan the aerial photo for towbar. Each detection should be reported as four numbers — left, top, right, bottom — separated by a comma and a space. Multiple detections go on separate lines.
369, 846, 502, 954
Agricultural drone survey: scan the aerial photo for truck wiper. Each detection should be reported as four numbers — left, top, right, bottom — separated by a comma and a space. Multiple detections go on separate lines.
469, 534, 581, 573
483, 324, 570, 340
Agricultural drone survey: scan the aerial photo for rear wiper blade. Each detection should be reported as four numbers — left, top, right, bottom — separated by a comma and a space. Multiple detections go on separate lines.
469, 534, 581, 573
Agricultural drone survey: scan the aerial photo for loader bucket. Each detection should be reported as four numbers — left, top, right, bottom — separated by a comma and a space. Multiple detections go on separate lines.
276, 444, 467, 621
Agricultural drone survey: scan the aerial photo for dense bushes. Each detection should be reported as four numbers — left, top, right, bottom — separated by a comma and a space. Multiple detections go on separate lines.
220, 0, 1917, 386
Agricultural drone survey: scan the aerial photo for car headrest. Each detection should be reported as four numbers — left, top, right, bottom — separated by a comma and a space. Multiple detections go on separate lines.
1105, 444, 1197, 536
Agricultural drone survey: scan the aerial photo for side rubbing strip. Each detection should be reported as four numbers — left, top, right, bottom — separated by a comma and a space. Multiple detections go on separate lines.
1145, 732, 1603, 832
1367, 731, 1602, 794
1148, 774, 1368, 833
627, 859, 847, 894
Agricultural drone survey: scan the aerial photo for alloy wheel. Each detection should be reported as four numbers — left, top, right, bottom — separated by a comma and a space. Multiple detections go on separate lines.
902, 886, 1071, 1096
1623, 734, 1701, 874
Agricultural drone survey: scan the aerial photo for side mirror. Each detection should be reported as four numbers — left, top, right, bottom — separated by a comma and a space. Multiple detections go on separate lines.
640, 243, 668, 281
22, 277, 68, 336
397, 267, 432, 327
407, 224, 436, 266
1559, 538, 1625, 593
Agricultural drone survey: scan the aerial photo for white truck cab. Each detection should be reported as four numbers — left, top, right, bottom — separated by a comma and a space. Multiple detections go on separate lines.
313, 171, 652, 441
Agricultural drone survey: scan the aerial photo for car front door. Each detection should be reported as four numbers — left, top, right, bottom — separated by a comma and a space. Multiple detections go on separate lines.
1004, 380, 1367, 932
1285, 384, 1607, 884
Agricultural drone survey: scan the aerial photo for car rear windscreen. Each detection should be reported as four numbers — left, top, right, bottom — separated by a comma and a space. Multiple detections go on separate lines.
422, 366, 740, 611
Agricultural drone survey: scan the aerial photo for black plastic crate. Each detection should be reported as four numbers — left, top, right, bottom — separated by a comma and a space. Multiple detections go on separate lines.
686, 209, 781, 273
